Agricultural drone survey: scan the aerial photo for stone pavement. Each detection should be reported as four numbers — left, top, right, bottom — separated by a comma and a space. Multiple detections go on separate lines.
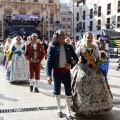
0, 58, 120, 120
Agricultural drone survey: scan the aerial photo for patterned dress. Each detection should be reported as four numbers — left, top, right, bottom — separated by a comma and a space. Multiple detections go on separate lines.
6, 43, 29, 82
71, 44, 113, 115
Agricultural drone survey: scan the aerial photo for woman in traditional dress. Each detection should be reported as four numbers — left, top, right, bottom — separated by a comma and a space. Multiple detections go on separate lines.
6, 35, 29, 83
1, 41, 6, 67
4, 37, 12, 68
0, 41, 5, 65
71, 32, 113, 118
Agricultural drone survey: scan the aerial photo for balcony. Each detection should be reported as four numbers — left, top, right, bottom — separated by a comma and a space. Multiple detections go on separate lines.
107, 10, 111, 15
117, 7, 120, 13
89, 26, 93, 31
105, 23, 110, 29
82, 16, 85, 20
98, 12, 101, 17
117, 22, 120, 28
96, 25, 101, 30
76, 17, 79, 21
75, 28, 79, 32
89, 14, 93, 19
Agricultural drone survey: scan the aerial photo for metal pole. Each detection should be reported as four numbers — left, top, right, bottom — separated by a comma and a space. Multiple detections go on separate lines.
48, 10, 50, 41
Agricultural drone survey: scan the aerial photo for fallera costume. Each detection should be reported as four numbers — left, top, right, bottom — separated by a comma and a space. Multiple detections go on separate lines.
71, 44, 113, 115
6, 42, 29, 82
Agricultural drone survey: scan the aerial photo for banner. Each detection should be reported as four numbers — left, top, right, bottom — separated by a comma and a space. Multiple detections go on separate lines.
13, 14, 38, 20
56, 23, 62, 30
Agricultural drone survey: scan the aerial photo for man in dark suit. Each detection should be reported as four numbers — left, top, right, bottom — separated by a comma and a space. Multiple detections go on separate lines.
46, 30, 78, 120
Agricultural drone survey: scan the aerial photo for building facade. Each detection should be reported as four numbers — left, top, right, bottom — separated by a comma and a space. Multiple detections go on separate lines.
0, 0, 60, 40
60, 3, 73, 38
72, 0, 120, 40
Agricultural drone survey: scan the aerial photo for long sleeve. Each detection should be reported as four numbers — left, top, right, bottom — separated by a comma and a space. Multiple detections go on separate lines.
46, 45, 53, 77
71, 45, 78, 62
24, 45, 31, 62
39, 44, 45, 62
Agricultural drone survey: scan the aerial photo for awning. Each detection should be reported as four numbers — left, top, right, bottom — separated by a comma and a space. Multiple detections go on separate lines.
102, 29, 120, 39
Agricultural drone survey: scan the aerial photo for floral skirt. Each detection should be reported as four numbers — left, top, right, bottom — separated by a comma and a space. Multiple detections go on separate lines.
6, 54, 29, 82
71, 63, 113, 115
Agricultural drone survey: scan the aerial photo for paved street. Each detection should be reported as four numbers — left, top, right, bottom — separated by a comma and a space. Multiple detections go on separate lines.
0, 58, 120, 120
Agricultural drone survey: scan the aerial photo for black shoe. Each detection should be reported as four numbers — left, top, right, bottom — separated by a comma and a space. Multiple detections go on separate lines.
66, 115, 73, 120
34, 87, 39, 92
58, 112, 63, 118
30, 86, 33, 92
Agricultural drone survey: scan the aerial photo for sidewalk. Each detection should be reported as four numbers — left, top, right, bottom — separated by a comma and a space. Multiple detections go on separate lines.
0, 58, 120, 120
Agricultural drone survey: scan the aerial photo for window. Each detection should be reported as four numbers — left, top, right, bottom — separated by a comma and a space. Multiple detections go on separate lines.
97, 35, 101, 39
83, 11, 86, 20
63, 25, 65, 28
76, 23, 79, 32
83, 0, 86, 5
49, 0, 54, 3
90, 9, 93, 19
77, 1, 82, 7
68, 26, 70, 29
76, 36, 79, 40
97, 19, 101, 30
106, 18, 110, 29
76, 12, 79, 21
117, 16, 120, 28
118, 1, 120, 13
107, 3, 111, 15
98, 6, 101, 17
83, 22, 85, 31
63, 18, 65, 21
89, 21, 93, 31
68, 18, 70, 21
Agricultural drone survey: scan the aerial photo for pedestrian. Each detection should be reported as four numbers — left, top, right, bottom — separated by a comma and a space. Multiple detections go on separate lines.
24, 33, 45, 92
116, 58, 120, 70
24, 36, 32, 46
71, 32, 113, 118
4, 37, 12, 68
6, 35, 29, 83
46, 29, 78, 120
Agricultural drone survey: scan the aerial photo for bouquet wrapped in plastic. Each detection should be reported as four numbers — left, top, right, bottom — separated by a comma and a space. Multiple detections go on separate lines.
5, 50, 12, 61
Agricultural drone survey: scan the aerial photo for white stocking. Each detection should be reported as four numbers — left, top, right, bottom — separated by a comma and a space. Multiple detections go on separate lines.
66, 96, 72, 116
34, 80, 38, 88
29, 79, 33, 86
55, 95, 62, 112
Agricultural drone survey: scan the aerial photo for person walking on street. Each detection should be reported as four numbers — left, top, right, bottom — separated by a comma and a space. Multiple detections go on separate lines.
46, 30, 78, 120
24, 33, 45, 92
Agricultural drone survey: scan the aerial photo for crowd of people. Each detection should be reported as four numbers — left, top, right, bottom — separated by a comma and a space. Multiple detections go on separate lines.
0, 30, 114, 120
